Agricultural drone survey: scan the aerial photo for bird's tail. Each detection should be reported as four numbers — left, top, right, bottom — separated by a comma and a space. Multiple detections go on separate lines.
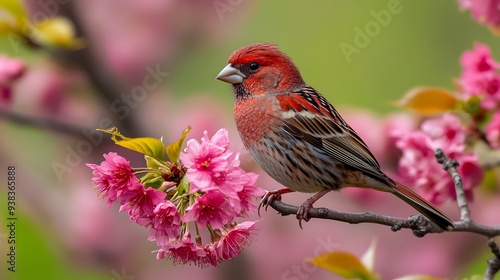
391, 182, 455, 230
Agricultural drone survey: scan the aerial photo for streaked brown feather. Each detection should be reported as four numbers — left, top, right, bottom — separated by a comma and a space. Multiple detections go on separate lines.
278, 86, 386, 183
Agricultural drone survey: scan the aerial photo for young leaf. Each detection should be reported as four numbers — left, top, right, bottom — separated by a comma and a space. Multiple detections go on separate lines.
145, 155, 168, 170
97, 128, 166, 161
177, 176, 190, 196
309, 251, 376, 280
31, 17, 84, 49
166, 126, 192, 163
395, 87, 457, 115
141, 172, 163, 189
0, 0, 27, 33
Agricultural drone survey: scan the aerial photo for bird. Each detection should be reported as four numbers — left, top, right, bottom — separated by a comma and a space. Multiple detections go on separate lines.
215, 43, 454, 230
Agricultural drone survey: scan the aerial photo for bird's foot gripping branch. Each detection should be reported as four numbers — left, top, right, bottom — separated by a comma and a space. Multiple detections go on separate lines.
87, 127, 264, 267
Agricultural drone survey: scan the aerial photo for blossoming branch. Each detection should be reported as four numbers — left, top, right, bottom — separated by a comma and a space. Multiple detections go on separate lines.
87, 127, 264, 267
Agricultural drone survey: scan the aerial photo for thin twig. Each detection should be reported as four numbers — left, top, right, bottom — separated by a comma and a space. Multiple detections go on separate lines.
434, 148, 471, 221
485, 239, 500, 280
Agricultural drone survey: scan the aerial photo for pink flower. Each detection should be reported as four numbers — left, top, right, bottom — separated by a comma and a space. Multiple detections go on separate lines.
458, 43, 500, 108
235, 173, 265, 214
156, 232, 217, 267
182, 190, 235, 229
180, 128, 263, 207
460, 42, 499, 74
420, 113, 466, 150
0, 55, 25, 84
459, 0, 500, 32
180, 129, 232, 192
87, 152, 138, 206
119, 182, 167, 224
213, 221, 256, 261
0, 55, 25, 108
148, 201, 181, 246
396, 114, 483, 204
486, 112, 500, 148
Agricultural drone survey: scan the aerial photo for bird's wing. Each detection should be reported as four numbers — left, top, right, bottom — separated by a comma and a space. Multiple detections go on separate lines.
276, 86, 388, 183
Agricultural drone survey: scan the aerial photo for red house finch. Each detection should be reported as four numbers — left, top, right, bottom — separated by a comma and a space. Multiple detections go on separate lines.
216, 43, 454, 230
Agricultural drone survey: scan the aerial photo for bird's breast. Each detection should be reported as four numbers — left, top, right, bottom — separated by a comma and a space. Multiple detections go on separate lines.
233, 97, 278, 147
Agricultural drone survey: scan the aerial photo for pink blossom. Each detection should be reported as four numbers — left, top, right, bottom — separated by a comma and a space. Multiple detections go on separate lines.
119, 182, 167, 223
235, 172, 265, 214
0, 55, 25, 107
180, 128, 262, 202
156, 232, 217, 267
182, 190, 235, 229
460, 42, 499, 74
396, 114, 483, 204
459, 43, 500, 108
459, 0, 500, 32
486, 112, 500, 148
420, 113, 466, 150
0, 56, 25, 84
148, 201, 181, 246
179, 129, 232, 192
87, 152, 138, 206
213, 221, 256, 261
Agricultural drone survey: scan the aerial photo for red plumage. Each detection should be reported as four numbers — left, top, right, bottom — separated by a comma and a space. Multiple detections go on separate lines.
216, 43, 454, 230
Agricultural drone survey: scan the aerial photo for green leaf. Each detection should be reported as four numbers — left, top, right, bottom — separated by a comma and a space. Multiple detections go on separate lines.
177, 175, 190, 196
459, 96, 482, 117
309, 251, 376, 280
395, 87, 457, 115
166, 126, 192, 163
145, 155, 167, 170
97, 127, 166, 161
141, 171, 163, 189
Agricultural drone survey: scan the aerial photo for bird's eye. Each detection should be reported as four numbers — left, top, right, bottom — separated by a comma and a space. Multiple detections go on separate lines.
248, 62, 259, 71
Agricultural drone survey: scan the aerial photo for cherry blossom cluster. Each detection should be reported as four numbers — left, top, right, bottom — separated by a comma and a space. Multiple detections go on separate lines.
458, 42, 500, 109
87, 129, 264, 267
395, 43, 500, 205
396, 114, 483, 204
459, 0, 500, 33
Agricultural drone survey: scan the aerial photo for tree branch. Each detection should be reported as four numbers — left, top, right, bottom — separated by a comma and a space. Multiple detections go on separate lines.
434, 148, 471, 221
485, 239, 500, 280
0, 108, 89, 138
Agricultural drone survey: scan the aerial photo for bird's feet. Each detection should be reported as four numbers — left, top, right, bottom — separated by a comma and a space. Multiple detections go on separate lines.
297, 202, 314, 229
296, 189, 332, 229
258, 188, 295, 216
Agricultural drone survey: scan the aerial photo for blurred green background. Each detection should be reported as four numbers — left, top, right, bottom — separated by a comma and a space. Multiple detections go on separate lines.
1, 0, 499, 279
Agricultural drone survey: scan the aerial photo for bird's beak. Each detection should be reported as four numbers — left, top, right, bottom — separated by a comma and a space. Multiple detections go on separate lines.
216, 64, 245, 84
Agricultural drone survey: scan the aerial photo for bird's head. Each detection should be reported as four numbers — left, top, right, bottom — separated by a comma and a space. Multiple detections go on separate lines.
216, 43, 305, 99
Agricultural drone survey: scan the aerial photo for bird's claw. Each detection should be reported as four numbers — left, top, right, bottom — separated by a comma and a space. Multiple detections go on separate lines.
258, 190, 283, 217
297, 203, 313, 229
258, 188, 295, 217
